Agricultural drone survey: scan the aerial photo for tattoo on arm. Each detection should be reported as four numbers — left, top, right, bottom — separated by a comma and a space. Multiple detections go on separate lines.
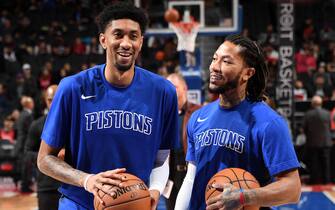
40, 155, 88, 187
221, 187, 241, 209
244, 189, 257, 205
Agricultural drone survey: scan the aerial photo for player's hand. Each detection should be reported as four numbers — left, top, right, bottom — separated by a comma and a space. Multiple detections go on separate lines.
84, 168, 127, 204
206, 183, 243, 210
149, 189, 160, 210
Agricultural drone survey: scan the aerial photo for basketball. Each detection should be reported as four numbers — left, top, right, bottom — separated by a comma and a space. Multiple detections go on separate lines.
164, 8, 180, 23
94, 173, 151, 210
205, 168, 260, 210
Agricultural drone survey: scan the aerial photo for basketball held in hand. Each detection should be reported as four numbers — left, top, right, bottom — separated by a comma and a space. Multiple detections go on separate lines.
164, 8, 180, 23
205, 168, 260, 210
94, 173, 150, 210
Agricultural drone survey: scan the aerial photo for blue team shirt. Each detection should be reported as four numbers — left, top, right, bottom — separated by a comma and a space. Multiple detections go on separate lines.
186, 99, 300, 210
41, 64, 179, 209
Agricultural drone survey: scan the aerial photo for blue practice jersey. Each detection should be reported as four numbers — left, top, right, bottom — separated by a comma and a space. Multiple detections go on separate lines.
41, 64, 179, 209
186, 99, 300, 210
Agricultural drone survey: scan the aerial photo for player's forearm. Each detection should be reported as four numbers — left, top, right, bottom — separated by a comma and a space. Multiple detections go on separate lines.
244, 170, 301, 207
37, 154, 88, 187
175, 162, 196, 210
149, 150, 170, 194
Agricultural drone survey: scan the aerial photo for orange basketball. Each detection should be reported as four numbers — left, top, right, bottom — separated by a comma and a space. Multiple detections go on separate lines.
164, 8, 180, 23
205, 168, 260, 210
94, 173, 151, 210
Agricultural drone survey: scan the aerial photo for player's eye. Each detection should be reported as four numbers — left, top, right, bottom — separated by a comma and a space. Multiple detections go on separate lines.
223, 59, 232, 64
130, 33, 139, 40
113, 32, 123, 38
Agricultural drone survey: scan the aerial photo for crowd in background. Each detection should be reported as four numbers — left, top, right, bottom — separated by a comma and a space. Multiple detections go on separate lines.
1, 0, 335, 192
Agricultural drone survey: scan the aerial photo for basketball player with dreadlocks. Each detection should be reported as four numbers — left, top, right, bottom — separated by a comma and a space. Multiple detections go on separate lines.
175, 34, 301, 210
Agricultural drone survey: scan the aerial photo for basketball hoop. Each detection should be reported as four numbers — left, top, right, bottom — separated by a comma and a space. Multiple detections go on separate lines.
170, 9, 200, 53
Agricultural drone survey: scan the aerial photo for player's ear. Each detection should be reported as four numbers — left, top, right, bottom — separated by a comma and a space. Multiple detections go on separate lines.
242, 67, 255, 82
139, 35, 144, 50
99, 33, 107, 50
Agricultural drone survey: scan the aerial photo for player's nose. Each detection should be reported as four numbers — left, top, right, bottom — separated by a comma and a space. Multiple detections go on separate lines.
120, 36, 131, 49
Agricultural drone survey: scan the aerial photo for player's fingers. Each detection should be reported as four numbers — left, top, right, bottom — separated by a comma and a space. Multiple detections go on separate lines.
212, 182, 224, 191
150, 197, 158, 210
206, 194, 220, 205
92, 188, 104, 205
206, 200, 222, 210
101, 184, 115, 196
97, 177, 122, 186
95, 182, 113, 196
101, 168, 127, 179
223, 183, 238, 190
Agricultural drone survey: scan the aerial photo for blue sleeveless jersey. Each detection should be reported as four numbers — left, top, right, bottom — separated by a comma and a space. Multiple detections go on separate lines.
41, 65, 179, 209
186, 99, 300, 210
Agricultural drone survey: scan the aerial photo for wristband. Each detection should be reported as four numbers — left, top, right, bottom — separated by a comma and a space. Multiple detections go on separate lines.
239, 189, 245, 205
84, 174, 93, 191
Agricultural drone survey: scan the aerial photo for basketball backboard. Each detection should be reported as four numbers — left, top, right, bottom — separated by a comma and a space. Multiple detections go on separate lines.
135, 0, 242, 36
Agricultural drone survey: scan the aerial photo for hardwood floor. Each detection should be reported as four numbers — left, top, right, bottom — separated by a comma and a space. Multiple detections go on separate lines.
0, 177, 37, 210
0, 193, 37, 210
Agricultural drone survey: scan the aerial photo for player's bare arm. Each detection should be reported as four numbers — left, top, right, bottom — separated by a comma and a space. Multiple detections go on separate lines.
37, 141, 126, 203
206, 169, 300, 209
244, 169, 301, 207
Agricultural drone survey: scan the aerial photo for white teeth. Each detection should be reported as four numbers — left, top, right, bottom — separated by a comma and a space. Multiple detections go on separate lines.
118, 52, 131, 57
210, 74, 223, 80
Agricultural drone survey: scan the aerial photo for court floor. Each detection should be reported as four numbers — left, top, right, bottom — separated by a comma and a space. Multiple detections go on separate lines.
1, 177, 334, 210
156, 185, 335, 210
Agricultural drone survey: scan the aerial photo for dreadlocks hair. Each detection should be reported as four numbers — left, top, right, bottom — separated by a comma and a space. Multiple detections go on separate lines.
225, 34, 269, 102
96, 1, 148, 35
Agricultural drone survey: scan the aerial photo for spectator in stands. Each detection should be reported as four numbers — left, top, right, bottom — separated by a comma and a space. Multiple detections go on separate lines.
10, 109, 20, 123
294, 80, 308, 101
1, 17, 14, 36
327, 60, 335, 85
295, 43, 316, 87
320, 24, 335, 43
38, 67, 52, 90
313, 62, 332, 87
263, 43, 278, 66
87, 37, 104, 55
303, 18, 316, 42
3, 45, 17, 62
15, 73, 25, 99
0, 116, 16, 143
303, 95, 332, 184
0, 82, 12, 118
312, 74, 332, 99
21, 63, 38, 97
53, 62, 73, 84
33, 38, 52, 55
15, 95, 35, 192
72, 37, 86, 55
258, 24, 278, 46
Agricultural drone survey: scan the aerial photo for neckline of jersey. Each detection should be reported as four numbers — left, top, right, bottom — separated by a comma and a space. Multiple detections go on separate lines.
218, 98, 248, 111
100, 64, 138, 91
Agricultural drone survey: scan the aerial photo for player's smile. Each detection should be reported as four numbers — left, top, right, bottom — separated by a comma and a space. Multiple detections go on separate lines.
210, 73, 224, 84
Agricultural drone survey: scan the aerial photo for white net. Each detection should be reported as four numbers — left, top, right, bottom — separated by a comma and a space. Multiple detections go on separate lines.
170, 9, 200, 53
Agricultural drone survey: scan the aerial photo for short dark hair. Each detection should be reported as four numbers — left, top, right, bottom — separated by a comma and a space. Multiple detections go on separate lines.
225, 34, 269, 102
96, 2, 148, 35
